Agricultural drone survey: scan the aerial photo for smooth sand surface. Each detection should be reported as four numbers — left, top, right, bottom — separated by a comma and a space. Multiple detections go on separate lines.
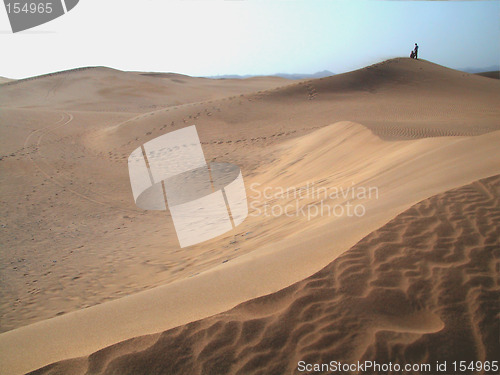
0, 69, 293, 332
0, 67, 289, 112
0, 58, 499, 374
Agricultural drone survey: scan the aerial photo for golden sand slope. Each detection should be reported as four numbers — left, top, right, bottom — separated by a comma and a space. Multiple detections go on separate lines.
0, 71, 291, 334
1, 122, 499, 375
106, 58, 500, 148
0, 67, 289, 112
0, 59, 499, 374
29, 174, 500, 375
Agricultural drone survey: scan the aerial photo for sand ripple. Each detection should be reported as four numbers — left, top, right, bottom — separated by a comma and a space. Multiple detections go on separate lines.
32, 175, 500, 375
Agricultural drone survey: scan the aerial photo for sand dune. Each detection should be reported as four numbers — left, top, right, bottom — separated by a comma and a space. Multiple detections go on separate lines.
102, 58, 499, 159
0, 76, 14, 85
30, 174, 500, 375
0, 58, 499, 374
2, 122, 500, 374
0, 67, 289, 112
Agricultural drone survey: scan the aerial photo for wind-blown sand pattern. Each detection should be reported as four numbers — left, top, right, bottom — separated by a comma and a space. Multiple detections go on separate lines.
29, 174, 500, 374
0, 58, 499, 374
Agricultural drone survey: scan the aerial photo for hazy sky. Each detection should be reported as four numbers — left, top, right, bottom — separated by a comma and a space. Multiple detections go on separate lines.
1, 0, 499, 79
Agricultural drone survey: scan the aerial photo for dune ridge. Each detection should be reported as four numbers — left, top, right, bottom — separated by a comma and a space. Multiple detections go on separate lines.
29, 173, 500, 375
0, 67, 290, 112
2, 121, 500, 375
107, 59, 499, 151
1, 58, 499, 374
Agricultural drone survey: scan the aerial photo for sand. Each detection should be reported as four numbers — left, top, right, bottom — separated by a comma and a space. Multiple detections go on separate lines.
29, 174, 500, 375
0, 67, 289, 112
0, 77, 14, 85
0, 58, 499, 374
0, 69, 293, 333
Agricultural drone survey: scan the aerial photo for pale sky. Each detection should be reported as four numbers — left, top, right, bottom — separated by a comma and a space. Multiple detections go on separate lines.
0, 0, 499, 79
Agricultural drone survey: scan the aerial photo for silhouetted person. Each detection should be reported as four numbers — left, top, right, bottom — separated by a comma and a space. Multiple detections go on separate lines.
414, 43, 419, 59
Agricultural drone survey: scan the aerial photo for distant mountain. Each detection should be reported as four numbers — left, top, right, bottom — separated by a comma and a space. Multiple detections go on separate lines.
474, 71, 500, 80
206, 74, 255, 79
206, 70, 335, 80
274, 70, 335, 80
460, 65, 500, 74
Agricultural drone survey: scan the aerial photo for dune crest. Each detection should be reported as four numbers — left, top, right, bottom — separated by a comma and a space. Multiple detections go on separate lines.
0, 67, 290, 112
30, 174, 500, 375
2, 120, 500, 374
1, 59, 499, 374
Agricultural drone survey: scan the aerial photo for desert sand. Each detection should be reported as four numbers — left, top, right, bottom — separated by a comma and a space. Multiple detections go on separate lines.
0, 77, 14, 85
0, 58, 499, 374
28, 174, 500, 375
